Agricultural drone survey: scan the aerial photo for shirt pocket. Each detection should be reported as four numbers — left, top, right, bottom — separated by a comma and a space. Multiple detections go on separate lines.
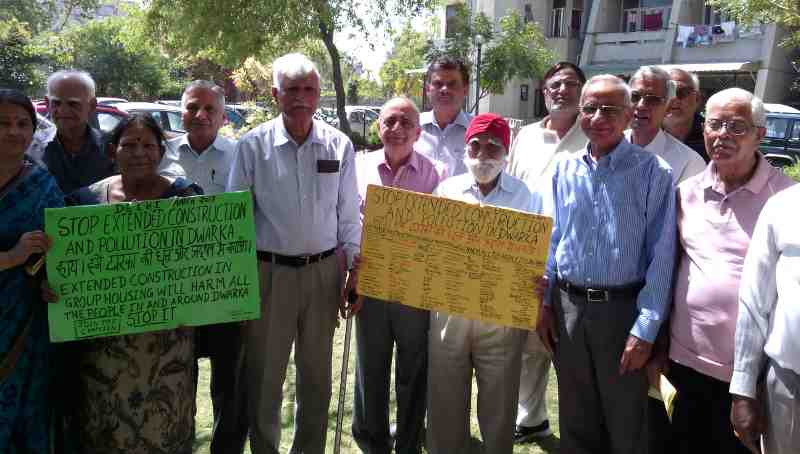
316, 171, 340, 211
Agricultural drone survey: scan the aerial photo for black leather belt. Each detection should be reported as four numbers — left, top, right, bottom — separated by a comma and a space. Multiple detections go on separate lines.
558, 280, 643, 303
257, 248, 336, 267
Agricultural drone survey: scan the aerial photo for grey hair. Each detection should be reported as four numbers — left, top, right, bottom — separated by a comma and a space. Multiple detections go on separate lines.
47, 70, 96, 98
630, 66, 676, 102
272, 53, 320, 91
181, 80, 226, 109
380, 96, 420, 118
581, 74, 632, 106
706, 88, 766, 127
668, 68, 700, 91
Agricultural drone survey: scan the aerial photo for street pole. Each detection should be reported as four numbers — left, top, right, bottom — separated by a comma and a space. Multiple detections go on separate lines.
475, 36, 483, 114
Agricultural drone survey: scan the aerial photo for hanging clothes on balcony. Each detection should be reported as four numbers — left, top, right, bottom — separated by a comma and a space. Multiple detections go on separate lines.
642, 10, 663, 31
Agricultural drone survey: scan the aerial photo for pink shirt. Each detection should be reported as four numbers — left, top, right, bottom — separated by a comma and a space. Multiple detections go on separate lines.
670, 153, 795, 382
355, 148, 446, 216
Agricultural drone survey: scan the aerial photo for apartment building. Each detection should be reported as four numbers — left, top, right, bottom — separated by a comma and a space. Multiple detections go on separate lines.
440, 0, 796, 120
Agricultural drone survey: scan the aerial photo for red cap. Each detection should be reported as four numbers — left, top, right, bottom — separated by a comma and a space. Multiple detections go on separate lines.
465, 113, 511, 151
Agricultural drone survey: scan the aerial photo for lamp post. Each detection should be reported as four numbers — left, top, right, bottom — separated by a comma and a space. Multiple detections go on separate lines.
474, 33, 484, 114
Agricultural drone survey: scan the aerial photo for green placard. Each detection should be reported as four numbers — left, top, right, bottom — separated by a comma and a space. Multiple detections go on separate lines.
45, 191, 260, 342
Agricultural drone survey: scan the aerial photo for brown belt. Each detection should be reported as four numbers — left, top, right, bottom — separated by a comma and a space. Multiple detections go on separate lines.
256, 248, 336, 267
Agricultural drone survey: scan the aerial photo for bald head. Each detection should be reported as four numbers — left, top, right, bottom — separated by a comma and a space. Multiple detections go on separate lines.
379, 97, 421, 160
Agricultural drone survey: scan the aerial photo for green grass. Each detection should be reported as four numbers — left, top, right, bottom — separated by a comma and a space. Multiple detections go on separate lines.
193, 321, 561, 453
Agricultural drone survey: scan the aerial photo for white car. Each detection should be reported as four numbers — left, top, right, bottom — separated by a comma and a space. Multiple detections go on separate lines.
114, 102, 186, 139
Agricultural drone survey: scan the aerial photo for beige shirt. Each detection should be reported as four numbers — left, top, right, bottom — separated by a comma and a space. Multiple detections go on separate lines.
625, 129, 706, 184
506, 117, 588, 215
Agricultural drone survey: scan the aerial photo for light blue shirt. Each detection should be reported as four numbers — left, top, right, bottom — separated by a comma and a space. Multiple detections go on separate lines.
434, 171, 535, 214
226, 116, 361, 267
159, 134, 237, 195
416, 110, 473, 177
545, 138, 677, 342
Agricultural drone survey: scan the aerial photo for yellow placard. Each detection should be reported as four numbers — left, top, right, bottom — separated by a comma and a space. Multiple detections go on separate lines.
358, 185, 553, 330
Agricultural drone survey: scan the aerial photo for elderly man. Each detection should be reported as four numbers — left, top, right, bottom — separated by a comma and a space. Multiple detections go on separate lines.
352, 97, 444, 454
227, 53, 361, 454
427, 113, 534, 454
626, 66, 705, 184
659, 88, 795, 454
30, 70, 115, 193
730, 183, 800, 454
506, 61, 588, 443
415, 56, 473, 177
158, 80, 247, 454
663, 68, 708, 162
537, 75, 676, 454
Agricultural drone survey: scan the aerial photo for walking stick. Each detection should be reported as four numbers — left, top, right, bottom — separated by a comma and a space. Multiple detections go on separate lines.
334, 290, 357, 454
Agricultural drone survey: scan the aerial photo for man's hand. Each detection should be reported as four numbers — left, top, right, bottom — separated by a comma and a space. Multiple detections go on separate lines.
731, 395, 763, 454
533, 275, 548, 304
645, 352, 669, 390
619, 335, 653, 375
339, 254, 362, 319
41, 279, 58, 304
536, 303, 558, 355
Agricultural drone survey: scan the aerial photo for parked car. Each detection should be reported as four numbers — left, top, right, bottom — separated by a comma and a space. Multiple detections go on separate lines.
96, 97, 129, 105
759, 103, 800, 168
329, 106, 380, 137
113, 102, 186, 138
34, 101, 129, 136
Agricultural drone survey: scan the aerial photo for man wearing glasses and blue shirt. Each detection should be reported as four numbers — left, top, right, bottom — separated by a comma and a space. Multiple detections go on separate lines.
537, 75, 677, 454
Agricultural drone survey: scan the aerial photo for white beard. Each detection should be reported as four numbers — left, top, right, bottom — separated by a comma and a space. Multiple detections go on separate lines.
464, 155, 506, 184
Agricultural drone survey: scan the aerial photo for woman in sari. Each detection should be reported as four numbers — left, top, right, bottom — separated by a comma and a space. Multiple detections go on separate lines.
51, 113, 202, 454
0, 89, 64, 451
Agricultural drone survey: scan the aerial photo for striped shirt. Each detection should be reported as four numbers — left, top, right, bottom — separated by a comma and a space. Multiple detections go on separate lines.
545, 138, 677, 342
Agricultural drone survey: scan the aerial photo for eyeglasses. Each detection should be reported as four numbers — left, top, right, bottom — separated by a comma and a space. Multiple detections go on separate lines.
579, 104, 625, 118
675, 86, 696, 99
381, 116, 416, 130
704, 119, 754, 136
631, 92, 666, 106
467, 137, 505, 158
545, 79, 581, 91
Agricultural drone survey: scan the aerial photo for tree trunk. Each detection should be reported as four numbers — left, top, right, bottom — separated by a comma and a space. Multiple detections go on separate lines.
319, 20, 352, 136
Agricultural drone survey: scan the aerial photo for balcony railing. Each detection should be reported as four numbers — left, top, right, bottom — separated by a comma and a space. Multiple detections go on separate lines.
674, 22, 764, 47
622, 7, 671, 33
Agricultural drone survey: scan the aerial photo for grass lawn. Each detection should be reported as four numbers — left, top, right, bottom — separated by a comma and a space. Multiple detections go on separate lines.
193, 321, 561, 453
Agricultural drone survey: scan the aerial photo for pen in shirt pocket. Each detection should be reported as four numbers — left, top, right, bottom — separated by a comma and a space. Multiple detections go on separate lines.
211, 169, 215, 183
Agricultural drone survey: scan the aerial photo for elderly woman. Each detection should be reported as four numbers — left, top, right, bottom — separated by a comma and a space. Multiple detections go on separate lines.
55, 113, 202, 454
0, 89, 64, 451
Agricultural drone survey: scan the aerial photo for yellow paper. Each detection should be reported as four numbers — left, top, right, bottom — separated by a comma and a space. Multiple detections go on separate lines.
357, 185, 553, 330
648, 375, 678, 421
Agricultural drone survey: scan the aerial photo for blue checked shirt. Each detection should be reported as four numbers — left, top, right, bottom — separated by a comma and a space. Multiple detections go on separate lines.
545, 138, 677, 342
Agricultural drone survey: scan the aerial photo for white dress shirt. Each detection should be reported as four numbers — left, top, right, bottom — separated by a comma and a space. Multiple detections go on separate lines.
226, 116, 361, 267
625, 129, 706, 184
416, 110, 473, 177
506, 117, 588, 215
158, 135, 237, 195
434, 171, 535, 214
730, 183, 800, 398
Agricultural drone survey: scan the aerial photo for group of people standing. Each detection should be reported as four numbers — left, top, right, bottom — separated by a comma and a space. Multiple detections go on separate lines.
0, 49, 797, 454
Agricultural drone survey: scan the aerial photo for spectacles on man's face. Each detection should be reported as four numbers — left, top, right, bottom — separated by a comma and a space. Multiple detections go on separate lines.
545, 79, 581, 91
631, 92, 666, 106
704, 119, 755, 136
675, 86, 696, 100
579, 104, 625, 118
381, 115, 417, 130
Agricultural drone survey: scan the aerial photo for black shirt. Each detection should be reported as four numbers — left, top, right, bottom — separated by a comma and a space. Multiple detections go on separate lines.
684, 112, 708, 163
37, 126, 116, 194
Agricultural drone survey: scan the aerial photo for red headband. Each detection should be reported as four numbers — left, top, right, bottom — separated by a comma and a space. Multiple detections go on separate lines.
465, 113, 511, 151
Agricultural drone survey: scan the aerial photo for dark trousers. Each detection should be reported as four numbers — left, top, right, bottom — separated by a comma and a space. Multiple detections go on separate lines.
195, 322, 249, 454
552, 288, 649, 454
352, 297, 429, 454
668, 361, 750, 454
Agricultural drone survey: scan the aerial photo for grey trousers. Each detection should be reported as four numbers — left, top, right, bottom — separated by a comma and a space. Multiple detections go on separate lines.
517, 331, 551, 427
552, 288, 649, 454
352, 297, 429, 454
764, 359, 800, 454
245, 256, 341, 454
427, 312, 526, 454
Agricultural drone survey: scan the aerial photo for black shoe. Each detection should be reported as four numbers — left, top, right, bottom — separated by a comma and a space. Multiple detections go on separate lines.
514, 420, 552, 444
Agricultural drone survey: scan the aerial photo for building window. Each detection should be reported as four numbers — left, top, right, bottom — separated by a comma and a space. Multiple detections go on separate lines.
445, 5, 461, 37
571, 0, 583, 34
622, 0, 671, 32
550, 0, 566, 37
521, 84, 529, 101
524, 4, 534, 23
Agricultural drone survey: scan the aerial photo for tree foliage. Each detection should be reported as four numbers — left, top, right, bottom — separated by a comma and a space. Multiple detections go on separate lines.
0, 0, 101, 33
706, 0, 800, 48
379, 23, 431, 104
0, 19, 46, 92
426, 5, 556, 112
145, 0, 435, 134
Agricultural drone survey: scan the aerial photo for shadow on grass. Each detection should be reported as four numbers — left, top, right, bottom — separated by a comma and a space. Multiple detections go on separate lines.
460, 434, 560, 453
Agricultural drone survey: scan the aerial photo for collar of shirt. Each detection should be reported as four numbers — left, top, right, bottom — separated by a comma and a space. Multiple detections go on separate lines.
702, 152, 772, 196
538, 115, 584, 143
375, 148, 421, 174
463, 171, 513, 198
53, 126, 103, 157
174, 134, 230, 157
581, 137, 633, 172
625, 128, 666, 152
420, 110, 472, 130
274, 116, 326, 149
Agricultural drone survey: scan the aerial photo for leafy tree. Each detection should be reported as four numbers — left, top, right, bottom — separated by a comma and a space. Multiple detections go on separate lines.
426, 5, 556, 112
347, 79, 360, 104
706, 0, 800, 48
379, 23, 431, 105
145, 0, 435, 135
0, 0, 101, 33
0, 19, 46, 92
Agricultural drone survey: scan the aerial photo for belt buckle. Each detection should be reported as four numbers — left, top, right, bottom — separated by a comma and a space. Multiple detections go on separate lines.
586, 288, 608, 303
304, 255, 311, 265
